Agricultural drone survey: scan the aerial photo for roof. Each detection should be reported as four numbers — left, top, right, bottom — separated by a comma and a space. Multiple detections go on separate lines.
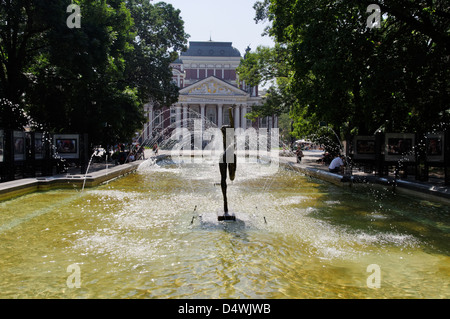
181, 41, 241, 58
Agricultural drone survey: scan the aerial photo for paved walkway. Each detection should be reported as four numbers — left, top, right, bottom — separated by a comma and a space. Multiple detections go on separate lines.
0, 159, 142, 202
282, 150, 450, 203
295, 150, 447, 184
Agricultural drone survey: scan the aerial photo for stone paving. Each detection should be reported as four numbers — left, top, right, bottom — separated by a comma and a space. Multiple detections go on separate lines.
283, 149, 450, 204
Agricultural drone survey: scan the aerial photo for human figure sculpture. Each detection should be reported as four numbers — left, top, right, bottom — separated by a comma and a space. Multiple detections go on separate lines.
219, 109, 236, 220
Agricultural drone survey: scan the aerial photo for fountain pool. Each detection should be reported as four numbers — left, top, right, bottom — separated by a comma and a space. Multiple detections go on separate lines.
0, 157, 449, 298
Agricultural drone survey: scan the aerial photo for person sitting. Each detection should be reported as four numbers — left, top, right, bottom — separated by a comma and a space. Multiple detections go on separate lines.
328, 154, 344, 173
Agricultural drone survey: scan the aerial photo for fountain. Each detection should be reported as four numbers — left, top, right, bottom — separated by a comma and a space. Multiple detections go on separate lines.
129, 106, 279, 222
317, 124, 344, 154
0, 104, 449, 299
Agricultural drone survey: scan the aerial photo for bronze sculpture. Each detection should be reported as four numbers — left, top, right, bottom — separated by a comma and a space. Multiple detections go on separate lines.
218, 108, 237, 221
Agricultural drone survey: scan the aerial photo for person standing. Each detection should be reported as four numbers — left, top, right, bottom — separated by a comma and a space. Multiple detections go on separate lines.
296, 146, 304, 163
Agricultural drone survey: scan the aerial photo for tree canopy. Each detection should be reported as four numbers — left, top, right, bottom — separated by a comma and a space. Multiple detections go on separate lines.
0, 0, 188, 146
241, 0, 449, 143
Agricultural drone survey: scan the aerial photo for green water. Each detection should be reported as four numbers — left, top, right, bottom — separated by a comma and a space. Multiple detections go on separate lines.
0, 159, 449, 298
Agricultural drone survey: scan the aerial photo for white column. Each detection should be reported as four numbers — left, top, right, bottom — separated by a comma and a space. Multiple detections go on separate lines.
175, 104, 182, 129
240, 103, 247, 130
234, 105, 240, 128
183, 103, 188, 128
217, 104, 223, 127
200, 103, 206, 131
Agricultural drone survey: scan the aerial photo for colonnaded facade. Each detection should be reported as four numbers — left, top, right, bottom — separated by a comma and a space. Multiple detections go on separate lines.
142, 41, 278, 141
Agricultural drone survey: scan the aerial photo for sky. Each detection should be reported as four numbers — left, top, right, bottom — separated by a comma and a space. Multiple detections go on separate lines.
161, 0, 275, 56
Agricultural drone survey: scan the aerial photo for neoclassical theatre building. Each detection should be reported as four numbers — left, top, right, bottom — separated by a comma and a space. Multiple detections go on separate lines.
143, 41, 278, 141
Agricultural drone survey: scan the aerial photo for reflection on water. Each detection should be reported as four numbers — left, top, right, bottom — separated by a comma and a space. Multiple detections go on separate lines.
0, 157, 449, 298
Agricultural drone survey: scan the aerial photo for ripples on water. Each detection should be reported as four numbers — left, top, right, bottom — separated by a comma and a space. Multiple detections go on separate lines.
0, 157, 449, 298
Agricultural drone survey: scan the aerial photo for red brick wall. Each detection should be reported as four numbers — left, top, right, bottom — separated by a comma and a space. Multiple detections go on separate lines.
224, 69, 236, 80
185, 69, 196, 80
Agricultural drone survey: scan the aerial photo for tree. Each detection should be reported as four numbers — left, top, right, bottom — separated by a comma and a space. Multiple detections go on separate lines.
363, 0, 450, 52
24, 0, 142, 145
0, 98, 28, 130
253, 0, 450, 140
0, 1, 61, 105
237, 44, 289, 87
237, 44, 294, 128
125, 0, 188, 108
1, 1, 189, 146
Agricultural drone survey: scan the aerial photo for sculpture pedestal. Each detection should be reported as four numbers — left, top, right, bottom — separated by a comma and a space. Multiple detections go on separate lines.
218, 212, 236, 221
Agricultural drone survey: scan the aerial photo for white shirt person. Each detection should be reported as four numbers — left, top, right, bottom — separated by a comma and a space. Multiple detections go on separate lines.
328, 155, 344, 173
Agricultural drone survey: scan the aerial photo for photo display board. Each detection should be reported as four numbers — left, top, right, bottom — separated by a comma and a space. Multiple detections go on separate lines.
384, 133, 415, 162
34, 132, 45, 160
0, 130, 3, 162
13, 131, 25, 161
53, 134, 80, 159
426, 132, 445, 162
353, 136, 376, 160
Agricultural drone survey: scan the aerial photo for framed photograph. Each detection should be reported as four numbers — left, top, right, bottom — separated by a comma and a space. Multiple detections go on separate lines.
353, 136, 376, 160
13, 131, 25, 161
384, 133, 415, 162
426, 133, 444, 162
0, 130, 3, 162
34, 133, 45, 160
54, 134, 79, 159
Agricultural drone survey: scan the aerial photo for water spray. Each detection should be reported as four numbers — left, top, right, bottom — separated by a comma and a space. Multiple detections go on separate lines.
190, 205, 197, 224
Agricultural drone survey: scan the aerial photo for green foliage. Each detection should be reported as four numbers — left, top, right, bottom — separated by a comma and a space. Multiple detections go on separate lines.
0, 98, 28, 130
237, 44, 293, 130
237, 44, 290, 85
251, 0, 450, 141
0, 0, 188, 146
125, 0, 188, 107
0, 0, 61, 103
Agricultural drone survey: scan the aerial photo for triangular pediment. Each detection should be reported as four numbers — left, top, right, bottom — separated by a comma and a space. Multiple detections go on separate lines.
180, 76, 248, 96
